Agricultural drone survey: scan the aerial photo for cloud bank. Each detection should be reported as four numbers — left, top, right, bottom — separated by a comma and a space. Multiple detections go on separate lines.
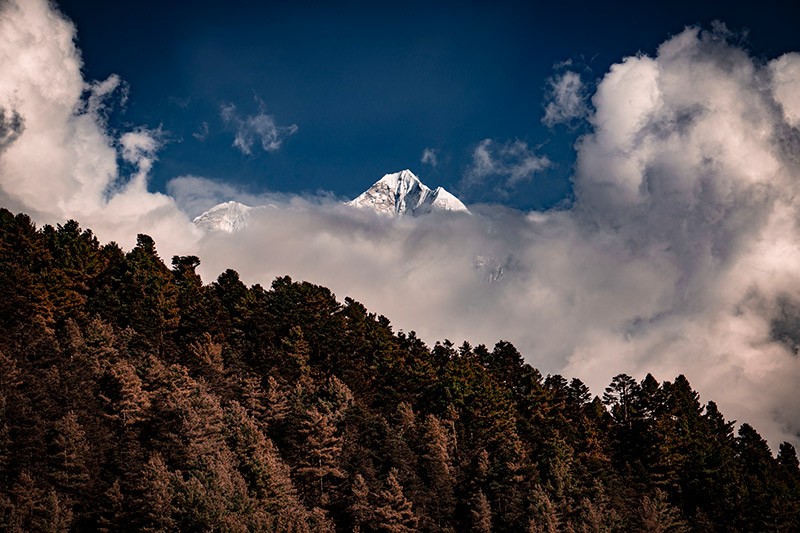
1, 1, 799, 446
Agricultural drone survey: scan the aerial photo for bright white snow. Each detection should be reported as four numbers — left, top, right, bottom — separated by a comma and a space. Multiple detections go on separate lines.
194, 170, 470, 233
346, 170, 469, 216
193, 201, 254, 233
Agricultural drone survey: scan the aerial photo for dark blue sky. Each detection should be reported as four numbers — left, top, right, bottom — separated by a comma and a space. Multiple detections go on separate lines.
57, 0, 800, 210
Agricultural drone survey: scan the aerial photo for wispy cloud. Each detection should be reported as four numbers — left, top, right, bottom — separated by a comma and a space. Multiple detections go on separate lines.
421, 147, 439, 167
220, 99, 297, 155
542, 70, 590, 127
119, 126, 164, 184
83, 74, 128, 120
166, 175, 331, 218
192, 121, 209, 141
462, 138, 550, 193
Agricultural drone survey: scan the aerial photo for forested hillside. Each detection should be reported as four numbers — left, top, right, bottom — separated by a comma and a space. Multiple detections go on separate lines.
0, 207, 798, 532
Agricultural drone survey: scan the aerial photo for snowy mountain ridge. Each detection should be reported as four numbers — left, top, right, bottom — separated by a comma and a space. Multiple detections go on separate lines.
193, 201, 254, 233
192, 170, 469, 233
346, 169, 469, 216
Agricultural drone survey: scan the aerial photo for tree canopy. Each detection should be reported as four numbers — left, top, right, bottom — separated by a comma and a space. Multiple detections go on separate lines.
0, 208, 798, 531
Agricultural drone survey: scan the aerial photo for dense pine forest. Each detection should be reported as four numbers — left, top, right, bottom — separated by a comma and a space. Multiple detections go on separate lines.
0, 207, 798, 532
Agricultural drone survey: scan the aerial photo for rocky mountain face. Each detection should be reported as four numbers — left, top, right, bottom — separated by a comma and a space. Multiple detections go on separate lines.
346, 169, 469, 216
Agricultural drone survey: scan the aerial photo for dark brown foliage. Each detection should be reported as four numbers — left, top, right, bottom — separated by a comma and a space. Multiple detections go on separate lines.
0, 207, 798, 532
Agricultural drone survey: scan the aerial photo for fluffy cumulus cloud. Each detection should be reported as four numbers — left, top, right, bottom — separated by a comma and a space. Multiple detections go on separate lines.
565, 26, 800, 445
0, 0, 198, 253
2, 1, 800, 447
220, 100, 298, 155
542, 70, 590, 126
462, 138, 551, 193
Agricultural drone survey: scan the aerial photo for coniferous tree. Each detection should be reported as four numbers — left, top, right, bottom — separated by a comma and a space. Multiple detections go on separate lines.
96, 479, 124, 533
695, 400, 738, 526
735, 423, 776, 530
47, 412, 92, 510
470, 490, 492, 533
527, 485, 560, 533
223, 400, 306, 520
778, 441, 800, 473
296, 405, 345, 507
263, 375, 290, 426
350, 473, 374, 531
639, 489, 690, 533
602, 374, 640, 430
171, 255, 218, 344
99, 359, 150, 427
418, 414, 456, 529
130, 453, 176, 532
374, 468, 418, 533
0, 350, 22, 481
0, 210, 798, 532
122, 234, 179, 351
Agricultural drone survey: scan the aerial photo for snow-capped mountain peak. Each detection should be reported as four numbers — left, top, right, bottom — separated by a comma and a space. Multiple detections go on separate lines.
193, 201, 253, 233
193, 170, 468, 233
347, 169, 469, 216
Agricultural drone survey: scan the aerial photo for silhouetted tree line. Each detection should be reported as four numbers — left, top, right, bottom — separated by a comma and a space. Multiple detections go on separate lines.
0, 207, 798, 532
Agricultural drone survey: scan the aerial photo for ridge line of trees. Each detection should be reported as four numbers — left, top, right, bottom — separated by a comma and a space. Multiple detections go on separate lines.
0, 208, 798, 531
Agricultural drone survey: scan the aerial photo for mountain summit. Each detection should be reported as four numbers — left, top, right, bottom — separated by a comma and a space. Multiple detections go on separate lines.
193, 201, 253, 233
347, 170, 469, 216
192, 170, 468, 233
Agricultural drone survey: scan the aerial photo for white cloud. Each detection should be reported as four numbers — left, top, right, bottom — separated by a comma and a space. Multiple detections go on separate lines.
166, 175, 320, 218
192, 121, 209, 141
564, 25, 800, 446
167, 175, 245, 217
462, 138, 550, 192
421, 147, 438, 167
2, 3, 800, 448
120, 127, 161, 171
0, 0, 197, 253
770, 53, 800, 128
542, 70, 589, 127
220, 100, 297, 155
83, 74, 128, 119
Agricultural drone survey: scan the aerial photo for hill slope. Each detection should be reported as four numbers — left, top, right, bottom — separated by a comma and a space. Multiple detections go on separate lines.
0, 207, 797, 532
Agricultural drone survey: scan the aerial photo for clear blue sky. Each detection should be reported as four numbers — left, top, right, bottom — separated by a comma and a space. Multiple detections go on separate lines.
57, 0, 800, 210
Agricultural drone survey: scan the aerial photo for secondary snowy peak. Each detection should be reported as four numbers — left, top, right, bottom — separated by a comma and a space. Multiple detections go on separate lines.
347, 170, 469, 216
193, 201, 253, 233
193, 171, 468, 232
